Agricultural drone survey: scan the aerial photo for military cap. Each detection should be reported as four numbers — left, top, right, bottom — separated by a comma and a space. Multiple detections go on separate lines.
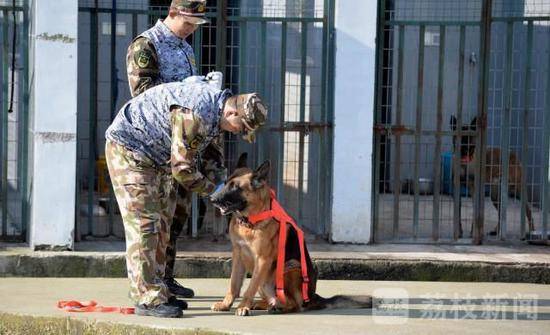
234, 93, 268, 143
171, 0, 210, 25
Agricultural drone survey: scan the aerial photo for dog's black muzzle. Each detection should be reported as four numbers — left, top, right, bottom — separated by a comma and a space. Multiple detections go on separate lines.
209, 187, 247, 216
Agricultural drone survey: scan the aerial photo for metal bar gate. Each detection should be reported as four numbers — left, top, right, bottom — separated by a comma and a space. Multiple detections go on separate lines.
374, 0, 550, 244
76, 0, 334, 241
0, 0, 29, 242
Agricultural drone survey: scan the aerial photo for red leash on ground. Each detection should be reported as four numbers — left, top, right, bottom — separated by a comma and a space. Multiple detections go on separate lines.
247, 189, 310, 305
57, 300, 135, 314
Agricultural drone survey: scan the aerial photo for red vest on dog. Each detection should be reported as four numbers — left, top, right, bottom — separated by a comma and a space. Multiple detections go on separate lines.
246, 189, 310, 305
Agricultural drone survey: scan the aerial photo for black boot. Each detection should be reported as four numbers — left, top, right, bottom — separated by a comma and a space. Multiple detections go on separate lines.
134, 302, 183, 318
168, 296, 188, 310
164, 277, 195, 298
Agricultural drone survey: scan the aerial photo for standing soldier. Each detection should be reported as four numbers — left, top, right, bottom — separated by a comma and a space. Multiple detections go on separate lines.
106, 78, 268, 317
126, 0, 216, 300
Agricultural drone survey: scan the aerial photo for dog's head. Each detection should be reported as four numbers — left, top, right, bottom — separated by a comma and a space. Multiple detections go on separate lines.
450, 116, 477, 162
210, 153, 271, 216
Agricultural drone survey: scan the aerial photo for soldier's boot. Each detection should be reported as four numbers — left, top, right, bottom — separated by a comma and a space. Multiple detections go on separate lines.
168, 296, 188, 310
134, 303, 183, 318
164, 277, 195, 298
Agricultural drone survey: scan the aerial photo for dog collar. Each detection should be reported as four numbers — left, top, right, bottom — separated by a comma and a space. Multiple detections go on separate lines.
235, 213, 254, 229
461, 155, 473, 163
247, 190, 277, 224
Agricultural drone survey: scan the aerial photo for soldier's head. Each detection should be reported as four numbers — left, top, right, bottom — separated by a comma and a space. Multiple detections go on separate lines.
166, 0, 209, 38
221, 93, 268, 143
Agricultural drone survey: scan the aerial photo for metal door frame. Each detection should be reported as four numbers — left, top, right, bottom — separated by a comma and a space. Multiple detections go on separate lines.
76, 0, 335, 241
373, 0, 550, 244
0, 0, 29, 242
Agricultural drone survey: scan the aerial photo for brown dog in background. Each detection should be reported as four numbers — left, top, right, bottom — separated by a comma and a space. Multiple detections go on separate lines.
450, 116, 534, 237
209, 153, 372, 316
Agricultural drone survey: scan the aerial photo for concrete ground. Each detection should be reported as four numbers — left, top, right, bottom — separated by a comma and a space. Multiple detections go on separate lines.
0, 278, 549, 335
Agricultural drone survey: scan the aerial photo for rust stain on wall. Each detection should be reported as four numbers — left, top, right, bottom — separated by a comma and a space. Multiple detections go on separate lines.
36, 33, 75, 44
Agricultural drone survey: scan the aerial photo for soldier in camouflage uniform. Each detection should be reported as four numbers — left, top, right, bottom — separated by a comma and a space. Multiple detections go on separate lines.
126, 0, 215, 299
105, 77, 267, 318
126, 0, 208, 96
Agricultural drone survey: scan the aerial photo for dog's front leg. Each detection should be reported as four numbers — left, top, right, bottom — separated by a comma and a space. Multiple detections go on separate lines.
211, 247, 246, 312
260, 277, 279, 309
236, 256, 273, 316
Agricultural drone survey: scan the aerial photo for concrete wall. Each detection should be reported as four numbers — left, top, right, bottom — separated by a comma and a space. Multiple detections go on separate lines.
330, 0, 377, 243
28, 0, 78, 250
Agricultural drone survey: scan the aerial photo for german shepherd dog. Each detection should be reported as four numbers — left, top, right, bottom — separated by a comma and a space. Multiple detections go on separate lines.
450, 116, 533, 237
209, 153, 372, 316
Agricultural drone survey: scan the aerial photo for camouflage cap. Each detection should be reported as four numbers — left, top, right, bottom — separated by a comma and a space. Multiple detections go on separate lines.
234, 93, 268, 143
171, 0, 210, 25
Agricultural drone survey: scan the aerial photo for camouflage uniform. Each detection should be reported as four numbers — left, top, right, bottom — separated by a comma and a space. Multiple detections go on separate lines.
164, 136, 225, 278
106, 79, 231, 306
126, 19, 198, 97
105, 140, 175, 306
125, 2, 223, 292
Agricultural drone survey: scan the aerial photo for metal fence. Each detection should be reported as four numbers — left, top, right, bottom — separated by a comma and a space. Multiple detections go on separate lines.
76, 0, 334, 241
0, 0, 29, 242
374, 0, 550, 244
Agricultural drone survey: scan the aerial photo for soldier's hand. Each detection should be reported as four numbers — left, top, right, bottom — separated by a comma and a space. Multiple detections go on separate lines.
208, 183, 225, 203
209, 183, 224, 197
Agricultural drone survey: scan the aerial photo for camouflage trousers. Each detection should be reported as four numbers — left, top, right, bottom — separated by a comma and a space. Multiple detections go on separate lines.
105, 140, 177, 306
164, 186, 191, 279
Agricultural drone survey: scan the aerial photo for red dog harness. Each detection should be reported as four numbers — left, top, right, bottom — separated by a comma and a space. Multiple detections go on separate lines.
246, 189, 310, 305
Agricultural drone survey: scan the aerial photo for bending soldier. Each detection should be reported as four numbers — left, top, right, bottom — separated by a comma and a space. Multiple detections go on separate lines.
105, 77, 267, 318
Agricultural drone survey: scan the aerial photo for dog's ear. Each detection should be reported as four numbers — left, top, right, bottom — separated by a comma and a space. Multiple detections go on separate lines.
470, 117, 478, 130
251, 160, 270, 189
450, 115, 457, 130
236, 152, 248, 169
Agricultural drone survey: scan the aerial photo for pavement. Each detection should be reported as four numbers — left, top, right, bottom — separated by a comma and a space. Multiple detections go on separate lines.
1, 241, 550, 283
0, 278, 549, 335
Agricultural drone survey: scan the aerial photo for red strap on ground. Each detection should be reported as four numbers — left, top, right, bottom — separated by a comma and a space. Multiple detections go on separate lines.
57, 300, 135, 314
248, 189, 310, 305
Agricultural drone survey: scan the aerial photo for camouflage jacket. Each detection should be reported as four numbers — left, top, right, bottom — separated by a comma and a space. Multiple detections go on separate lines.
126, 19, 198, 97
125, 20, 226, 192
106, 78, 232, 195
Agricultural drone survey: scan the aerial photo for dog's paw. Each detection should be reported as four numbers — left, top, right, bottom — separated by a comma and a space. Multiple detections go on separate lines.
235, 306, 251, 316
211, 302, 230, 312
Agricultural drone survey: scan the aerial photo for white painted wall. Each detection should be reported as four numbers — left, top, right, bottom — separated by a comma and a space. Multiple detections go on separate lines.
331, 0, 377, 243
28, 0, 78, 250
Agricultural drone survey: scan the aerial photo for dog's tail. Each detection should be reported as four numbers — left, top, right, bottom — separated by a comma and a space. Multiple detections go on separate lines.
305, 293, 373, 311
